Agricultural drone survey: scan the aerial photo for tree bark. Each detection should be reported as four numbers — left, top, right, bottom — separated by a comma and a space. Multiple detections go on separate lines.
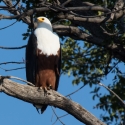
0, 76, 105, 125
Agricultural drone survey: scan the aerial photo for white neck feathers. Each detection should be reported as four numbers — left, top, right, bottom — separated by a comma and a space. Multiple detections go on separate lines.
34, 26, 60, 56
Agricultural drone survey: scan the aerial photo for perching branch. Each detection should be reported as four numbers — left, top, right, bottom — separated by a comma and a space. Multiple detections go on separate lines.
0, 76, 106, 125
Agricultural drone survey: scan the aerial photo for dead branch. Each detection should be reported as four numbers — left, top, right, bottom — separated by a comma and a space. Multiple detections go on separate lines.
66, 85, 86, 97
0, 0, 20, 8
0, 20, 18, 30
51, 107, 65, 125
0, 45, 26, 49
53, 25, 125, 62
0, 66, 25, 72
0, 5, 124, 24
53, 25, 103, 45
98, 82, 125, 107
0, 61, 24, 65
0, 76, 106, 125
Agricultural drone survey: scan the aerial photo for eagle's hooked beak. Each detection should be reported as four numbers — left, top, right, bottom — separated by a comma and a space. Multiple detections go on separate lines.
37, 17, 44, 22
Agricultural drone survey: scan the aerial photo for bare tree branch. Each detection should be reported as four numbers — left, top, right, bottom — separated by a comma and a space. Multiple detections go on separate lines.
0, 61, 24, 65
0, 66, 25, 72
98, 82, 125, 107
0, 0, 20, 8
66, 85, 85, 97
57, 8, 125, 23
53, 25, 125, 62
53, 25, 103, 45
0, 45, 26, 49
0, 1, 124, 31
0, 6, 110, 20
0, 77, 106, 125
0, 75, 34, 86
0, 20, 18, 30
51, 107, 65, 125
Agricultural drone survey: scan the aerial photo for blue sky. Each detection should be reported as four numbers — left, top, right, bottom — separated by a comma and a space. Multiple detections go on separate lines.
0, 18, 124, 125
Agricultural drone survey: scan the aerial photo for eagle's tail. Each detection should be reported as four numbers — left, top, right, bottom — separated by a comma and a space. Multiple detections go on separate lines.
34, 104, 48, 114
41, 105, 47, 113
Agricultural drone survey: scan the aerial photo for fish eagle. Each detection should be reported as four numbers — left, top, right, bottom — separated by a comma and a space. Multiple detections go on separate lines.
25, 17, 61, 113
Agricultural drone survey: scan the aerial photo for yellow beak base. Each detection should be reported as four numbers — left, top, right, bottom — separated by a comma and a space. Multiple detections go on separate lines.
37, 17, 44, 22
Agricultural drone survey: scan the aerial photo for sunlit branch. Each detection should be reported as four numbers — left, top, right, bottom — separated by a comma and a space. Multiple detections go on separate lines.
0, 75, 34, 86
98, 82, 125, 107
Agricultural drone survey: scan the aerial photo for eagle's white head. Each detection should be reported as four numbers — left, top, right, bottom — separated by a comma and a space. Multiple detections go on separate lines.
36, 17, 52, 31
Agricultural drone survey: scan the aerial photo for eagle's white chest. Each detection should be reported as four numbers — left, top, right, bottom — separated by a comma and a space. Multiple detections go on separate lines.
34, 28, 60, 56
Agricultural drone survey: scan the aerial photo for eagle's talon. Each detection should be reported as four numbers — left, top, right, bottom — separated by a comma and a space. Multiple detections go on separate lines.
47, 84, 52, 90
43, 87, 48, 96
49, 85, 52, 89
47, 87, 50, 90
44, 87, 47, 92
37, 87, 43, 92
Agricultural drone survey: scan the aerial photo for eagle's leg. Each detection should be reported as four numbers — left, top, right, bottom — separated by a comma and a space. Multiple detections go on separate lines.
44, 86, 48, 92
37, 86, 47, 91
37, 86, 48, 96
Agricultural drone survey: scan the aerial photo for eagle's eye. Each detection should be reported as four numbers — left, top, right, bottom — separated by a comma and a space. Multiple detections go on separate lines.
41, 18, 44, 20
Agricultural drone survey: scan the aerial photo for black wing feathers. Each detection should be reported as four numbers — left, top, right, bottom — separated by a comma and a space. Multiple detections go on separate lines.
55, 45, 61, 91
26, 33, 37, 85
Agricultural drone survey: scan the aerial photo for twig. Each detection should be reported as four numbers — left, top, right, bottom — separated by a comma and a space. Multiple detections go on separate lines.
52, 19, 69, 25
105, 61, 120, 75
51, 107, 65, 125
67, 95, 72, 100
0, 0, 20, 8
10, 75, 35, 86
93, 102, 111, 109
0, 61, 24, 65
100, 26, 118, 36
0, 45, 26, 49
0, 66, 25, 71
62, 0, 72, 6
59, 113, 69, 118
82, 2, 95, 6
66, 85, 86, 97
98, 82, 125, 107
51, 112, 68, 124
0, 20, 18, 30
13, 0, 20, 7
